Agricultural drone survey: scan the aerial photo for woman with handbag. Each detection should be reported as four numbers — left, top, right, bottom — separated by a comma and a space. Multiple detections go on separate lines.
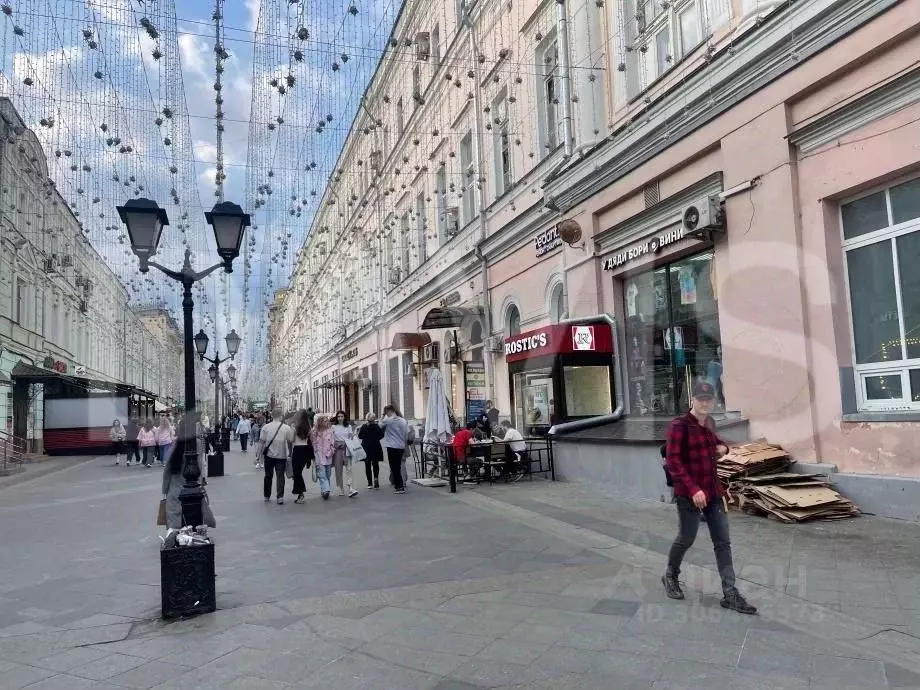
161, 416, 216, 529
291, 409, 314, 504
311, 415, 335, 501
358, 413, 384, 490
332, 410, 359, 498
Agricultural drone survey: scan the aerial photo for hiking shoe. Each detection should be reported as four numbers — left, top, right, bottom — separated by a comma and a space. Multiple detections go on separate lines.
721, 591, 757, 615
662, 573, 685, 600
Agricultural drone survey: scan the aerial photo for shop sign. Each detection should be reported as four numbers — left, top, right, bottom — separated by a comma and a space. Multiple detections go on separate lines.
602, 226, 685, 270
534, 226, 562, 257
75, 365, 86, 377
43, 356, 67, 374
503, 323, 613, 363
439, 291, 461, 307
342, 347, 359, 362
464, 361, 487, 421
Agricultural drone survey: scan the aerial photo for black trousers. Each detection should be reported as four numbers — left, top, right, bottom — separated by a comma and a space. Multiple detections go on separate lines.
291, 445, 312, 495
667, 496, 737, 596
240, 433, 249, 451
387, 447, 405, 490
263, 456, 286, 499
127, 440, 140, 463
364, 454, 381, 486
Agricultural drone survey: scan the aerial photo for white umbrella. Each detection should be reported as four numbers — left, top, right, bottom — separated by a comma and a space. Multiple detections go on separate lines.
424, 367, 452, 443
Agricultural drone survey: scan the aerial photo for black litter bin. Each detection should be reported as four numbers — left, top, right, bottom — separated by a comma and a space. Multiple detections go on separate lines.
160, 541, 216, 619
207, 451, 224, 477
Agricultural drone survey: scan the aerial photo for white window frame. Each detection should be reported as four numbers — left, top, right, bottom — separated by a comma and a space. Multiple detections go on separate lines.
415, 190, 428, 266
430, 25, 441, 68
841, 175, 920, 412
396, 97, 405, 137
434, 167, 448, 245
535, 35, 563, 158
400, 213, 411, 275
492, 91, 512, 199
624, 0, 731, 99
459, 130, 476, 227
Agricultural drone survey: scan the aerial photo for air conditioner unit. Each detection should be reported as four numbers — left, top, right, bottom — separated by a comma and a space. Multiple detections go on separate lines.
680, 195, 723, 239
422, 341, 440, 362
369, 150, 382, 171
61, 255, 73, 268
79, 299, 88, 314
43, 257, 56, 272
415, 32, 431, 61
487, 335, 504, 353
445, 207, 460, 237
389, 266, 402, 285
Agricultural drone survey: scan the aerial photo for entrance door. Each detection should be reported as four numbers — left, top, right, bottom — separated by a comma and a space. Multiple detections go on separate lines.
12, 381, 29, 442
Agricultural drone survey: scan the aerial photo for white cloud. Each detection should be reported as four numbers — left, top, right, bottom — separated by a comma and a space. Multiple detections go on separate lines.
178, 32, 209, 77
245, 0, 261, 32
194, 140, 218, 164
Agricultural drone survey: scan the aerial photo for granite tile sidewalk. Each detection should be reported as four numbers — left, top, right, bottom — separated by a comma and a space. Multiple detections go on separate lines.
0, 451, 918, 689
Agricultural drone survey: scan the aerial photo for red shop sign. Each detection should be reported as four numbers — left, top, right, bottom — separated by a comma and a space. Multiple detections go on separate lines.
503, 323, 613, 363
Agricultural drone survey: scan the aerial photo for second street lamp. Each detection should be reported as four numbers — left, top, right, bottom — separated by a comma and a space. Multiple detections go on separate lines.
197, 328, 242, 450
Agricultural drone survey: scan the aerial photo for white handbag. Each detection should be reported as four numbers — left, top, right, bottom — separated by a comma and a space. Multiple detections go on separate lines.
344, 437, 367, 462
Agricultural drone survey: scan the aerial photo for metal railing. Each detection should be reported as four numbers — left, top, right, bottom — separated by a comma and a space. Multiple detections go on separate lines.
416, 437, 555, 493
0, 430, 26, 476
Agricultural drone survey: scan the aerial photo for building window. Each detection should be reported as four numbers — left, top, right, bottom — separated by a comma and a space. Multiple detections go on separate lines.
537, 37, 562, 156
842, 177, 920, 411
412, 64, 422, 105
388, 355, 400, 410
623, 250, 723, 416
14, 279, 26, 326
396, 97, 405, 137
402, 352, 415, 418
435, 167, 448, 245
550, 283, 566, 323
430, 25, 441, 67
400, 213, 411, 275
506, 305, 521, 336
623, 0, 732, 99
459, 131, 476, 227
415, 191, 428, 265
492, 92, 512, 198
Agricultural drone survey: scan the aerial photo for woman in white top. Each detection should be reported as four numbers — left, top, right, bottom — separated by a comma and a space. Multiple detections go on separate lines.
109, 420, 127, 466
331, 410, 358, 498
237, 415, 252, 453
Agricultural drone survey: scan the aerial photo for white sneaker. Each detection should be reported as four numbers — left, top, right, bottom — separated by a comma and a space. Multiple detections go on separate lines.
348, 489, 358, 498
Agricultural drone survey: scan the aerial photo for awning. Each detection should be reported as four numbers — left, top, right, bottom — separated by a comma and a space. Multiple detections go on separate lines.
391, 332, 431, 350
154, 400, 169, 412
420, 307, 483, 330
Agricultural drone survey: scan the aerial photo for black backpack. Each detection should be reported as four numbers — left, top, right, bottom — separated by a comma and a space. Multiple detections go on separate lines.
658, 419, 691, 488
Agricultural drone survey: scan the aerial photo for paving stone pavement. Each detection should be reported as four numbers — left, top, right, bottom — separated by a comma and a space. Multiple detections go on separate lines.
0, 448, 918, 689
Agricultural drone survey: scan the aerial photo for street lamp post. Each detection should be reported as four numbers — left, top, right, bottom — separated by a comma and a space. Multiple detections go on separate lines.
118, 198, 249, 527
196, 328, 241, 452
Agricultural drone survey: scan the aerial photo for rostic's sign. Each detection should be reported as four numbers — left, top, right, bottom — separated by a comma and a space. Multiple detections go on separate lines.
572, 325, 595, 351
503, 323, 613, 363
504, 332, 549, 357
602, 226, 685, 270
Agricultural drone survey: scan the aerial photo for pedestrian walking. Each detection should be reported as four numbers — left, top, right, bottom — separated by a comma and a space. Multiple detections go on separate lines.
200, 413, 212, 454
231, 414, 240, 441
250, 415, 263, 468
155, 415, 175, 466
109, 419, 127, 465
237, 414, 251, 453
358, 413, 384, 490
161, 416, 215, 530
311, 415, 335, 501
138, 418, 157, 468
331, 411, 358, 498
259, 409, 293, 505
381, 405, 409, 494
661, 380, 757, 615
291, 409, 314, 503
125, 416, 140, 466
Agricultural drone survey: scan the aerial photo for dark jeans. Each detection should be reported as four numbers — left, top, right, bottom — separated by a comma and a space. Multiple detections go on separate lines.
240, 433, 249, 451
142, 446, 155, 466
127, 440, 140, 463
667, 495, 736, 596
264, 456, 286, 499
364, 454, 381, 486
291, 445, 312, 495
387, 447, 405, 490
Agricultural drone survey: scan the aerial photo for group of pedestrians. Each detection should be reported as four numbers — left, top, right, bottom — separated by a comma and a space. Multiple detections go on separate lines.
251, 405, 411, 505
109, 414, 176, 468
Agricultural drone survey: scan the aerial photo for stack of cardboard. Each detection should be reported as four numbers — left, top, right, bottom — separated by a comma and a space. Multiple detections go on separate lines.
718, 442, 860, 523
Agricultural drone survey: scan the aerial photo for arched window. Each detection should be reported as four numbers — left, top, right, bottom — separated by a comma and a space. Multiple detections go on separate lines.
506, 304, 521, 336
470, 321, 483, 361
550, 283, 566, 323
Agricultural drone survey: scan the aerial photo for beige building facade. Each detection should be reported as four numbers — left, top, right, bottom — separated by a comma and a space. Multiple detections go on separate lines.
269, 0, 920, 509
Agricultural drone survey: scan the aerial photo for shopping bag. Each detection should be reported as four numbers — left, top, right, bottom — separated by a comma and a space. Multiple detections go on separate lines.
344, 437, 366, 462
285, 457, 293, 479
156, 498, 167, 526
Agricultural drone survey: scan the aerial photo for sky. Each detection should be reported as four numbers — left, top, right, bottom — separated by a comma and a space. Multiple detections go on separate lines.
0, 0, 399, 399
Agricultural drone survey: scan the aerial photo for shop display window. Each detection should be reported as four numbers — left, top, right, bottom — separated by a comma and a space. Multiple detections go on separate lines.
563, 366, 613, 417
623, 250, 723, 416
513, 368, 555, 434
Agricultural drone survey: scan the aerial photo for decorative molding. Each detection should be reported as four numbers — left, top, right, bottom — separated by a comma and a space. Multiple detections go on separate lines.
546, 0, 898, 213
789, 67, 920, 154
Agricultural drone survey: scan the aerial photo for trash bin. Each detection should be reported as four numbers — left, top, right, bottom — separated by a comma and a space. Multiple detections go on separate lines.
160, 540, 216, 619
207, 451, 224, 477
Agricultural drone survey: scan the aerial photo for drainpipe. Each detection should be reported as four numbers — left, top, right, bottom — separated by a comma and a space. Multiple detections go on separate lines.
556, 0, 575, 158
466, 11, 496, 405
548, 312, 624, 435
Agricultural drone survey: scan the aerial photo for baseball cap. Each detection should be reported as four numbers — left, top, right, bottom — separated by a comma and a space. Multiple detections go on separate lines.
691, 380, 715, 400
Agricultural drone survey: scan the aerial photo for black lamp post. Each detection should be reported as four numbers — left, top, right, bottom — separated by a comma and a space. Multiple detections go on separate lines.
196, 328, 241, 440
118, 198, 249, 527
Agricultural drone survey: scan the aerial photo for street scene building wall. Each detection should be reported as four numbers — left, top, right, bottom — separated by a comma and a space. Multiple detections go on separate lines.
268, 0, 920, 497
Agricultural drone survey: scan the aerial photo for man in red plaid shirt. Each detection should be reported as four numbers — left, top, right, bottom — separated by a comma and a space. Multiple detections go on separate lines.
661, 380, 757, 615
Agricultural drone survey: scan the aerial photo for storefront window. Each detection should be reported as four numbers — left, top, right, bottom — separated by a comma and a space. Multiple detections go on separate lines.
563, 366, 612, 416
623, 251, 723, 416
513, 368, 554, 433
